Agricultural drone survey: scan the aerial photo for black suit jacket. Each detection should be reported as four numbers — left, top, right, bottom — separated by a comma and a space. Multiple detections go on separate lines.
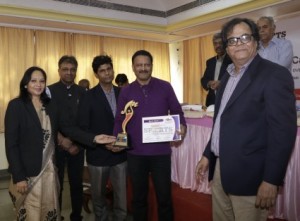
201, 54, 232, 106
48, 81, 86, 151
77, 84, 126, 166
5, 98, 58, 183
203, 55, 297, 195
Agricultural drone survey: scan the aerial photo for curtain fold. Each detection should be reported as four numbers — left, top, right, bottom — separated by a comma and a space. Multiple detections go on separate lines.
0, 27, 35, 131
72, 34, 103, 86
143, 41, 170, 82
183, 34, 215, 105
35, 30, 72, 85
0, 26, 214, 132
102, 36, 143, 84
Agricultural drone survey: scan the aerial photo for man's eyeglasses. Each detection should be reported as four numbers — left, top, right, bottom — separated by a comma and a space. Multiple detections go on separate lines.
226, 34, 253, 46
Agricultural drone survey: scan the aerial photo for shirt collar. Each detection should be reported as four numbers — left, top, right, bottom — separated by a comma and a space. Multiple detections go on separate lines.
227, 55, 255, 76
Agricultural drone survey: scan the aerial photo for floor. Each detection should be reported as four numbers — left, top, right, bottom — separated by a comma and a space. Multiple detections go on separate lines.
0, 174, 132, 221
0, 173, 286, 221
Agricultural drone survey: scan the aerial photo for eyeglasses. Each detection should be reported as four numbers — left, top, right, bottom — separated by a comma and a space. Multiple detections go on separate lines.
226, 34, 253, 46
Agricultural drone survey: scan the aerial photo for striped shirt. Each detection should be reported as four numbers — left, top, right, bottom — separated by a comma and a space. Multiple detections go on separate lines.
211, 58, 254, 156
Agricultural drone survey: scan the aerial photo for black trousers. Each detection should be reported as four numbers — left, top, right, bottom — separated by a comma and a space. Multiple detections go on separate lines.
56, 148, 84, 221
127, 154, 173, 221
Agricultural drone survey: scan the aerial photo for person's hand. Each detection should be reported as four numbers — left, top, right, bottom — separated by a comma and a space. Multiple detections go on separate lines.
179, 124, 187, 138
209, 80, 220, 90
106, 144, 125, 152
59, 137, 73, 150
255, 181, 278, 210
175, 124, 187, 140
172, 124, 187, 146
16, 180, 28, 194
94, 135, 116, 144
68, 144, 80, 155
195, 156, 209, 184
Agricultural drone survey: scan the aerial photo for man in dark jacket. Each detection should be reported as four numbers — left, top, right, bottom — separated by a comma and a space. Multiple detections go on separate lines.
77, 55, 127, 221
196, 18, 296, 221
48, 55, 86, 221
201, 33, 232, 107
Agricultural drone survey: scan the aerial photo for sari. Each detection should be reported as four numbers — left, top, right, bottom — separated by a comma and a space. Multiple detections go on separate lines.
8, 107, 61, 221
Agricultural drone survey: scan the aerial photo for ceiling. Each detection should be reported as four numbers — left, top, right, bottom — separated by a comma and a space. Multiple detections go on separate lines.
0, 0, 300, 43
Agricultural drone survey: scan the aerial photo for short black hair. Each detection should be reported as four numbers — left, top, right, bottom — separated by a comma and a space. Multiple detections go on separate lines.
115, 73, 128, 85
221, 18, 260, 49
58, 55, 78, 69
132, 50, 153, 64
19, 66, 50, 104
92, 55, 113, 73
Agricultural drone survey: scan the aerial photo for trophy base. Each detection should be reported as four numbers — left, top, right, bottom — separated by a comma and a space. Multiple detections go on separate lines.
114, 132, 130, 149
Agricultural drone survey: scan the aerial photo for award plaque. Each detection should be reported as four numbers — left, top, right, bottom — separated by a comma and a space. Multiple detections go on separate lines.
114, 100, 138, 148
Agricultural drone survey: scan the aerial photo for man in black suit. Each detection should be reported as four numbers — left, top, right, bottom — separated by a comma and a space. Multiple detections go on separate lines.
196, 18, 297, 221
48, 55, 86, 221
201, 33, 232, 107
77, 55, 127, 220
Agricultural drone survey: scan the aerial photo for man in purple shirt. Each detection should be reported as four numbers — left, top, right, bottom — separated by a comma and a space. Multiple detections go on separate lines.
114, 50, 187, 221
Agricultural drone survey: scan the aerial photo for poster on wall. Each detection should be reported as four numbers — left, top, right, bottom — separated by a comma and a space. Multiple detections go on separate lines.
276, 16, 300, 104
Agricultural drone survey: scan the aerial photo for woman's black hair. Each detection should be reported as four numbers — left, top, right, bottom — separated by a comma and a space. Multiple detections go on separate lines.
19, 66, 50, 104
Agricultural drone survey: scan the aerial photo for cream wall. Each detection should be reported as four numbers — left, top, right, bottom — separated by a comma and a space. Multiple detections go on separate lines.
0, 133, 8, 170
169, 41, 184, 103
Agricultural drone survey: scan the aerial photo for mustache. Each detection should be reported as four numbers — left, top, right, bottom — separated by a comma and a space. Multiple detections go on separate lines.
139, 70, 148, 74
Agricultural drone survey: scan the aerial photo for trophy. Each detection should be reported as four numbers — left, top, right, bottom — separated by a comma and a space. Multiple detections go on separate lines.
114, 100, 138, 148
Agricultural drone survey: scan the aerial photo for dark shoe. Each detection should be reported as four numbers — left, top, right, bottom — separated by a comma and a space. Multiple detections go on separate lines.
70, 215, 83, 221
61, 216, 64, 220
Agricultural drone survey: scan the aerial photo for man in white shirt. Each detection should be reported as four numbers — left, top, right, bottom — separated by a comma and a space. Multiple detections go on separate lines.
257, 16, 293, 70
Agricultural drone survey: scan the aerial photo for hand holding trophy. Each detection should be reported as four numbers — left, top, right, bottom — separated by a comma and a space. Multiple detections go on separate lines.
114, 100, 138, 148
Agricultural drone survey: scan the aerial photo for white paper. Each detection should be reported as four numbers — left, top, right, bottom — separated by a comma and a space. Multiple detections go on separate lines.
142, 115, 181, 143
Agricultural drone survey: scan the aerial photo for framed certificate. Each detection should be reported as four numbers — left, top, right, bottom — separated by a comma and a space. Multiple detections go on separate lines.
142, 115, 181, 143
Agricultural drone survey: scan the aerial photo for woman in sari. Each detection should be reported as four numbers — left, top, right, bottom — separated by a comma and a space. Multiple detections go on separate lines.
5, 66, 117, 221
5, 66, 61, 220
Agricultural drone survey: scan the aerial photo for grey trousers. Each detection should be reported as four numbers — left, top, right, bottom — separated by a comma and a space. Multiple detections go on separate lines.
88, 161, 127, 221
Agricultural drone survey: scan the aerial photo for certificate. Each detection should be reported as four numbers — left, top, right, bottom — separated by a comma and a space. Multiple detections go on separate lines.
142, 115, 181, 143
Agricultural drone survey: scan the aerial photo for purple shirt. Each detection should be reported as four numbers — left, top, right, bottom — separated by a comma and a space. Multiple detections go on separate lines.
114, 77, 186, 156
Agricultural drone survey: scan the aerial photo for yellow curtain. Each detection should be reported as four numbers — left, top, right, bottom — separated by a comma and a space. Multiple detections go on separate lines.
72, 34, 103, 87
35, 30, 72, 85
143, 41, 170, 82
0, 27, 35, 132
102, 36, 143, 85
102, 37, 170, 84
0, 26, 199, 132
183, 34, 215, 105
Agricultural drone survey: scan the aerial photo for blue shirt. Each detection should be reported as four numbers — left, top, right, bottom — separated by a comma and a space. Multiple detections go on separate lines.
114, 77, 186, 155
258, 36, 293, 70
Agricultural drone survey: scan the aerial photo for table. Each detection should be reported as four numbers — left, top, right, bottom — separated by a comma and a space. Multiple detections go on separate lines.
171, 117, 300, 221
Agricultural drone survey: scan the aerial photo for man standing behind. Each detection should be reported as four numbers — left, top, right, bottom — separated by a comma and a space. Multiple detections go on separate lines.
201, 33, 232, 107
196, 18, 296, 221
114, 50, 187, 221
257, 16, 293, 70
48, 55, 85, 221
77, 55, 127, 221
115, 73, 129, 87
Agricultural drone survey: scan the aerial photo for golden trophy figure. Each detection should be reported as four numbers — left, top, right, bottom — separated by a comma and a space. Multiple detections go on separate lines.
114, 100, 138, 148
